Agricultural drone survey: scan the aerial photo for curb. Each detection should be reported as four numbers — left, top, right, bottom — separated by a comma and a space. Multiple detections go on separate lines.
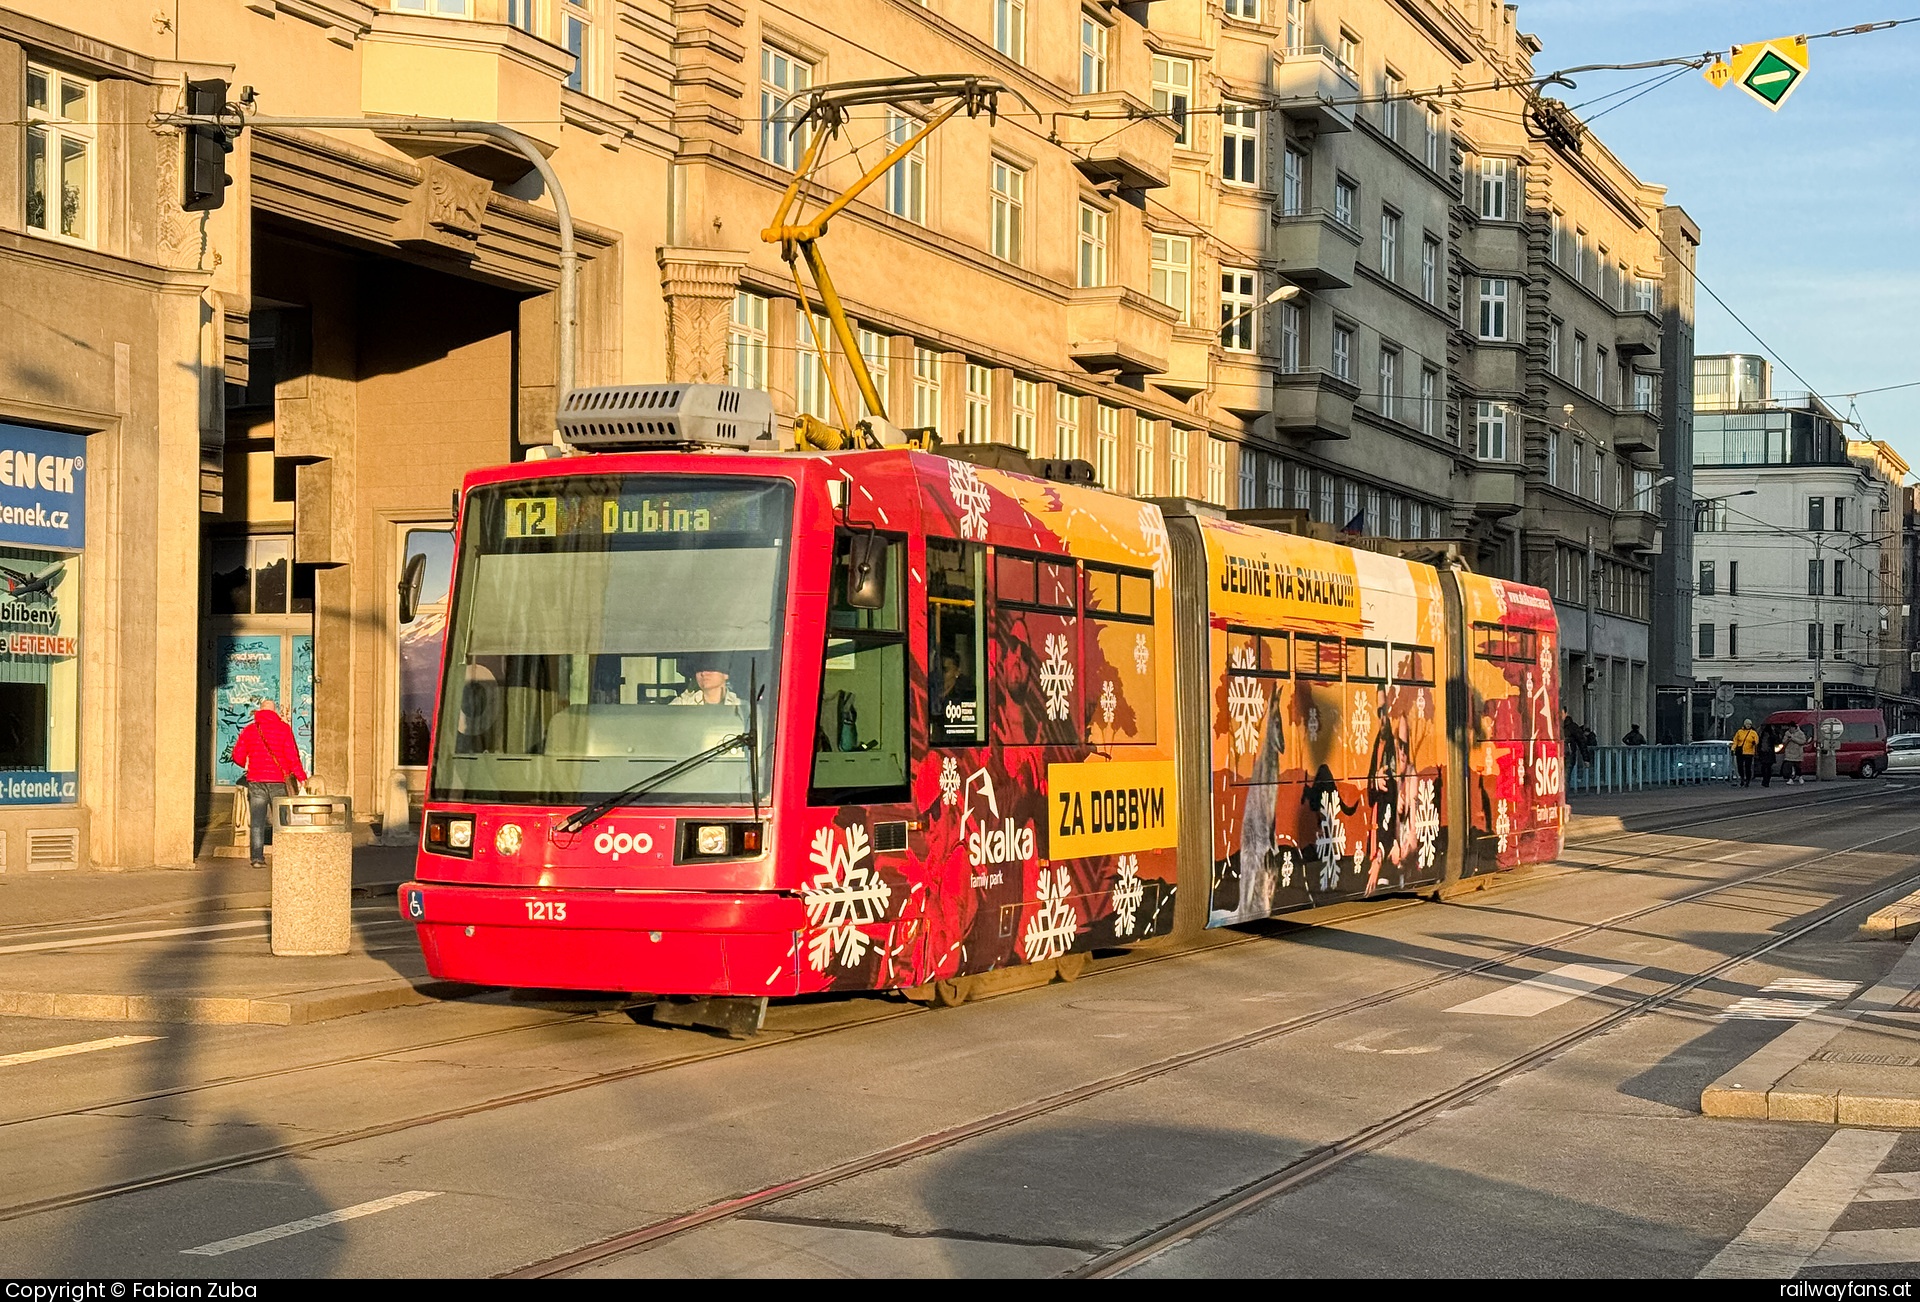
1861, 889, 1920, 942
1566, 783, 1892, 846
0, 977, 487, 1026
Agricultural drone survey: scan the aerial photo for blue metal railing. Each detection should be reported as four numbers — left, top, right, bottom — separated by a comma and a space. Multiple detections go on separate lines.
1566, 743, 1734, 795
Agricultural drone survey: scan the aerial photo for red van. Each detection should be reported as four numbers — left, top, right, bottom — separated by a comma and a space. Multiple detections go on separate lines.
1761, 709, 1890, 778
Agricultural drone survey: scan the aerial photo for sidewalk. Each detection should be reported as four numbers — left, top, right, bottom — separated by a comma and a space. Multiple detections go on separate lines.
1566, 774, 1901, 845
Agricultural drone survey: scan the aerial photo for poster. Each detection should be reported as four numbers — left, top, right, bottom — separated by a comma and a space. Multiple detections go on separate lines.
213, 635, 281, 786
289, 634, 314, 777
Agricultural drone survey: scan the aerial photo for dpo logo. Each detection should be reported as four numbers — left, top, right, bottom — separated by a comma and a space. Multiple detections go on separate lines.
593, 829, 654, 861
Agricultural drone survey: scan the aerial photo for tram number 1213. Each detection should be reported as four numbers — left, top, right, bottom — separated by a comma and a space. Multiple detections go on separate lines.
506, 496, 558, 538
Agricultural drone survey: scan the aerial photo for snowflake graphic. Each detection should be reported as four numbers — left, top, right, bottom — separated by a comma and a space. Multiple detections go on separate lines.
948, 459, 992, 540
1348, 690, 1373, 753
1494, 800, 1511, 853
1137, 505, 1170, 585
802, 824, 892, 972
1110, 854, 1144, 938
1023, 866, 1080, 962
1278, 848, 1296, 889
1425, 598, 1446, 647
1227, 646, 1267, 756
1412, 777, 1440, 874
1100, 679, 1117, 725
1133, 632, 1150, 675
1415, 691, 1428, 720
1538, 640, 1554, 681
1306, 706, 1322, 743
1315, 790, 1346, 890
938, 755, 961, 806
1041, 633, 1074, 722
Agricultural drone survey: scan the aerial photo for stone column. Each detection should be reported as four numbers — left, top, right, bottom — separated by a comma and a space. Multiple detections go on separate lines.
658, 247, 749, 384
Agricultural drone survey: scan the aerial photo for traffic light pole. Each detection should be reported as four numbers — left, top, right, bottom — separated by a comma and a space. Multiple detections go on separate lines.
159, 112, 577, 407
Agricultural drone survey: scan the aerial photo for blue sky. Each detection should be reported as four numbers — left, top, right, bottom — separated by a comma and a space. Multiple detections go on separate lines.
1514, 1, 1920, 477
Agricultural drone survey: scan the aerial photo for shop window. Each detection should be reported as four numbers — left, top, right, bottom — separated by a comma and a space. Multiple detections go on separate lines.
0, 545, 80, 803
927, 538, 986, 747
813, 532, 908, 801
993, 550, 1079, 745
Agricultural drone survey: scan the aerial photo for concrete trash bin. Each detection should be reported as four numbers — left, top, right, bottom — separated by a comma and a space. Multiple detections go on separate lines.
270, 795, 354, 957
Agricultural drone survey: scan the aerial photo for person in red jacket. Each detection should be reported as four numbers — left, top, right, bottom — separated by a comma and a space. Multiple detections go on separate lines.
230, 698, 308, 867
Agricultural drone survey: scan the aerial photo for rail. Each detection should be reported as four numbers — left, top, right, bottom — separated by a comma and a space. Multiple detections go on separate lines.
1566, 743, 1733, 794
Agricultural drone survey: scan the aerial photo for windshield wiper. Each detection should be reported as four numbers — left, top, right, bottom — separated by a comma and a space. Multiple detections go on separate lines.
554, 731, 750, 836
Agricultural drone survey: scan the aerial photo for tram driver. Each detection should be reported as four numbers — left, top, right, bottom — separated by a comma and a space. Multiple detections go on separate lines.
672, 653, 742, 707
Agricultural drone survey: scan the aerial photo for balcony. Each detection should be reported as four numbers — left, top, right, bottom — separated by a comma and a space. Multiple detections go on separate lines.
1057, 92, 1176, 191
1612, 408, 1660, 454
361, 9, 574, 164
1273, 369, 1356, 440
1067, 287, 1178, 376
1612, 510, 1660, 553
1271, 47, 1358, 135
1213, 354, 1275, 419
1269, 213, 1360, 289
1464, 461, 1525, 517
1615, 312, 1660, 359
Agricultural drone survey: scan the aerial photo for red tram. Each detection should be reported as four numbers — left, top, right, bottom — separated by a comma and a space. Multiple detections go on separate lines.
401, 385, 1563, 1028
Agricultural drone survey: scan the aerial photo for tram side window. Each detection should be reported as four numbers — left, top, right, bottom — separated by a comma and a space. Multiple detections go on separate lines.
1347, 639, 1388, 684
1084, 562, 1156, 744
1390, 644, 1435, 685
1225, 627, 1288, 784
812, 531, 908, 802
928, 538, 987, 747
993, 551, 1079, 745
1473, 622, 1511, 661
1296, 634, 1345, 681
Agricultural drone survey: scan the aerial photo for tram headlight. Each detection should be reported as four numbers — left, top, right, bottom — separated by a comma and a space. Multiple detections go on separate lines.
424, 812, 476, 858
448, 818, 474, 849
695, 824, 730, 856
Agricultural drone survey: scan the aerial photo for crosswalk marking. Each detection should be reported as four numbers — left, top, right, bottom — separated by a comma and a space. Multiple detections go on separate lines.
1442, 963, 1643, 1017
1857, 1171, 1920, 1203
0, 1035, 160, 1068
1808, 1228, 1920, 1268
0, 920, 267, 956
1697, 1129, 1899, 1278
180, 1191, 442, 1257
1719, 978, 1862, 1022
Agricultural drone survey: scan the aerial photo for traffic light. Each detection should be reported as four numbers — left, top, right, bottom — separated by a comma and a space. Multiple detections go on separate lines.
182, 79, 232, 212
1583, 665, 1598, 687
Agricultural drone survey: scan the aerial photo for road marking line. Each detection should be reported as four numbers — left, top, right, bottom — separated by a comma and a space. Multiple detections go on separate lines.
1808, 1228, 1920, 1267
1443, 963, 1643, 1017
180, 1191, 442, 1257
1858, 1171, 1920, 1203
0, 920, 266, 956
0, 1035, 160, 1068
1765, 978, 1861, 999
1720, 997, 1834, 1021
1697, 1129, 1898, 1278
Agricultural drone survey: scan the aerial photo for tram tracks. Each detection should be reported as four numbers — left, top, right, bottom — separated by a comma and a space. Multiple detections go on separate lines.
0, 798, 1906, 1239
500, 814, 1920, 1278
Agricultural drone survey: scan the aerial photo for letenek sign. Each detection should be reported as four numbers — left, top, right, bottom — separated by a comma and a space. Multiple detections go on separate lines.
0, 422, 86, 551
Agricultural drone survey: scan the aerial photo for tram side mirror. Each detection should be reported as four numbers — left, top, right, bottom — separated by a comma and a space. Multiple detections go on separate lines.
845, 532, 888, 610
399, 552, 428, 625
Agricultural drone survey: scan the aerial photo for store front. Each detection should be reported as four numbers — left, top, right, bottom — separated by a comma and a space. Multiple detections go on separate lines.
0, 421, 86, 870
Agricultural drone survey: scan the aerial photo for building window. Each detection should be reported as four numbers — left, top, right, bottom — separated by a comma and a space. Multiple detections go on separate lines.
1478, 157, 1507, 220
1808, 557, 1824, 597
1078, 203, 1108, 287
1809, 496, 1825, 531
1380, 209, 1399, 279
1834, 559, 1847, 598
1699, 623, 1715, 659
1222, 104, 1259, 186
1477, 278, 1508, 340
1475, 401, 1506, 460
1834, 497, 1847, 531
1633, 372, 1653, 411
1225, 0, 1261, 17
1239, 449, 1257, 510
1055, 391, 1081, 459
1170, 426, 1190, 498
1284, 0, 1307, 51
505, 0, 535, 31
1636, 277, 1658, 313
1337, 29, 1359, 73
1729, 560, 1739, 594
1378, 346, 1397, 420
1150, 234, 1191, 323
1421, 236, 1438, 303
1571, 439, 1583, 497
1382, 71, 1402, 139
1549, 318, 1562, 374
1574, 228, 1587, 282
994, 0, 1026, 64
964, 364, 992, 443
1728, 624, 1739, 657
1332, 325, 1352, 381
795, 306, 830, 420
1009, 377, 1036, 452
1278, 301, 1301, 373
562, 0, 593, 93
1835, 624, 1846, 657
1220, 269, 1256, 352
1334, 177, 1356, 228
25, 64, 94, 243
1594, 346, 1607, 400
1095, 405, 1118, 487
1693, 499, 1727, 531
1699, 560, 1715, 596
1151, 56, 1191, 145
1592, 448, 1604, 502
883, 111, 925, 223
1573, 333, 1587, 389
395, 0, 471, 12
990, 159, 1024, 264
1387, 495, 1402, 537
1080, 14, 1109, 94
1343, 482, 1361, 529
1547, 429, 1560, 484
856, 327, 889, 418
1809, 622, 1824, 659
1282, 146, 1305, 215
760, 47, 812, 170
1424, 105, 1443, 170
913, 346, 942, 429
1550, 210, 1564, 264
1206, 437, 1227, 505
1134, 416, 1155, 496
1288, 464, 1308, 512
727, 291, 768, 391
1420, 367, 1438, 435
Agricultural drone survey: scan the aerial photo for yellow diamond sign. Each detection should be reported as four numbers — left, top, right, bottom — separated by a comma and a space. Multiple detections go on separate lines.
1727, 37, 1809, 110
1702, 59, 1733, 89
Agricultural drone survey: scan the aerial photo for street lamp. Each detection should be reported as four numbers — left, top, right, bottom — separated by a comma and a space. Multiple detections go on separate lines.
1218, 283, 1300, 343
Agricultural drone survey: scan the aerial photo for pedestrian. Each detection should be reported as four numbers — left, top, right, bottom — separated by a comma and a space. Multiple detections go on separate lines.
1780, 722, 1809, 785
1622, 723, 1647, 747
1580, 723, 1599, 765
1732, 718, 1759, 787
1757, 725, 1778, 788
229, 697, 308, 868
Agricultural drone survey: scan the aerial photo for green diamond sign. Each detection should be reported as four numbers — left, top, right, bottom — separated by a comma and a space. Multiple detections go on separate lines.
1734, 39, 1808, 111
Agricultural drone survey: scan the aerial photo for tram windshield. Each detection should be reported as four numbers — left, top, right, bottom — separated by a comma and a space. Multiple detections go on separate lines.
430, 475, 792, 806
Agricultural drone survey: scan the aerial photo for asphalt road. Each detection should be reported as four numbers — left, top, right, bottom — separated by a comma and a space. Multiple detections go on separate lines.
4, 788, 1920, 1278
